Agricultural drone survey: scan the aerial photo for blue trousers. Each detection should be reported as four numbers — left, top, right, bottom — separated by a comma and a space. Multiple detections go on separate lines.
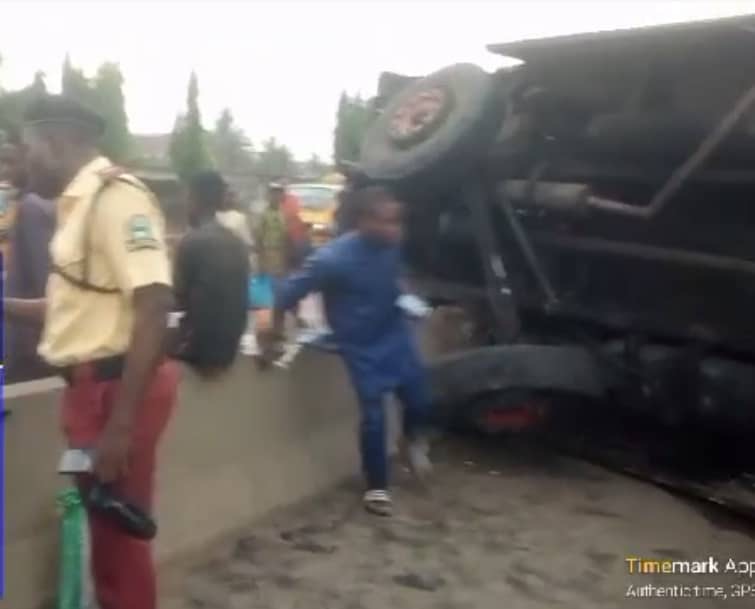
356, 370, 432, 491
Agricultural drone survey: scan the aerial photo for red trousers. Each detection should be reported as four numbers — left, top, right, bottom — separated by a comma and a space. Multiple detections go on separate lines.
61, 361, 179, 609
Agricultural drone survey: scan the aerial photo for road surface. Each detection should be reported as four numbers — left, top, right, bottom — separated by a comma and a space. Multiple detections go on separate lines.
161, 436, 755, 609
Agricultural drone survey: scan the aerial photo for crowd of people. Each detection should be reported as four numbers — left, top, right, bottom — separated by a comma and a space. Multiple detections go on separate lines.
3, 93, 433, 609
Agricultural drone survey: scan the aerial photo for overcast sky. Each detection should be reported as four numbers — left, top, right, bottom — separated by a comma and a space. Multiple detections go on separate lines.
1, 0, 754, 160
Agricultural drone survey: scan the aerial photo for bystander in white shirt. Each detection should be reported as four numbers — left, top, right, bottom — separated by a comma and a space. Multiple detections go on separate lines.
216, 209, 257, 271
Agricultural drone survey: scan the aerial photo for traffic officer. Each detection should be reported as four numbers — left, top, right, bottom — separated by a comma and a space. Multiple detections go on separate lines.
5, 94, 177, 609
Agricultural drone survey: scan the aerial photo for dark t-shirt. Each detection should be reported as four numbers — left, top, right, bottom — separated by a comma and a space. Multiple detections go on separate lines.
6, 192, 55, 382
173, 220, 250, 372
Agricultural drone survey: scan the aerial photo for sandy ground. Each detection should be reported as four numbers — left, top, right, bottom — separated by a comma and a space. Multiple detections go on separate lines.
161, 435, 755, 609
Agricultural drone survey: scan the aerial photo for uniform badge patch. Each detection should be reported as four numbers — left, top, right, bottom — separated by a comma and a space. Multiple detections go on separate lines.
125, 214, 159, 251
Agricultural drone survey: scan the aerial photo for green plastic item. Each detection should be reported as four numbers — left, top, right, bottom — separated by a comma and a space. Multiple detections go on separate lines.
56, 488, 97, 609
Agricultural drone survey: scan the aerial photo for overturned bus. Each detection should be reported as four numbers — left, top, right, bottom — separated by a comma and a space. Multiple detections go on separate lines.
356, 14, 755, 436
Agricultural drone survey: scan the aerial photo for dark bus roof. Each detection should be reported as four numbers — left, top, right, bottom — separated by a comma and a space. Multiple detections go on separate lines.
487, 13, 755, 62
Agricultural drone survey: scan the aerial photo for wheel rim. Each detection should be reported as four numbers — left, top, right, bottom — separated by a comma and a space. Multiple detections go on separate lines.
388, 86, 453, 147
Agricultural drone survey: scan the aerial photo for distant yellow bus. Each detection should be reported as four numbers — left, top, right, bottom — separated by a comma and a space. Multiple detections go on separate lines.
288, 183, 342, 246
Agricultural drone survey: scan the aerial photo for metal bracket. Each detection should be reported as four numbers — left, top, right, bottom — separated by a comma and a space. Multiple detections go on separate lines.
499, 194, 559, 310
464, 179, 521, 342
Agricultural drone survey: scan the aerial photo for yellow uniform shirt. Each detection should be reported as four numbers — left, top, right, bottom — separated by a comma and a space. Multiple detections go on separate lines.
39, 157, 171, 367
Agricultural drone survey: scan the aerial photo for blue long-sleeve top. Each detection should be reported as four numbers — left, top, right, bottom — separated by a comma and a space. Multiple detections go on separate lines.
276, 231, 422, 398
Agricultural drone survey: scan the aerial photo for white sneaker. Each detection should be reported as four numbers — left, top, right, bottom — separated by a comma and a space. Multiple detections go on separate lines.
364, 489, 393, 516
406, 436, 433, 481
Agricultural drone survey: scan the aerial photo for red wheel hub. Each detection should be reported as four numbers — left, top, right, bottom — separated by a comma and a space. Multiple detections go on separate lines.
388, 86, 451, 145
481, 401, 547, 433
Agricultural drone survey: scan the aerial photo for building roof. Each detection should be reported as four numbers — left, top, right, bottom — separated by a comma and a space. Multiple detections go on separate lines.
132, 133, 172, 160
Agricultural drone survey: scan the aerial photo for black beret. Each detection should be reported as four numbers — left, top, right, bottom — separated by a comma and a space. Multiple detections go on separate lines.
23, 94, 106, 136
190, 169, 227, 194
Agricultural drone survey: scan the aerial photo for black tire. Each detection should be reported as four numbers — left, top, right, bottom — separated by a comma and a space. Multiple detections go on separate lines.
428, 345, 606, 424
360, 63, 501, 191
376, 71, 418, 108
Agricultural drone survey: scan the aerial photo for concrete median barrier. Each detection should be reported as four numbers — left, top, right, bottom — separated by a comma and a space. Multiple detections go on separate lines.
4, 349, 394, 609
5, 309, 470, 609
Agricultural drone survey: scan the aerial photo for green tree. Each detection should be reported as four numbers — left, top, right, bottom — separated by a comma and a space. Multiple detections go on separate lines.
61, 55, 94, 106
304, 153, 328, 179
256, 137, 294, 179
169, 71, 213, 181
92, 62, 131, 162
60, 57, 132, 161
0, 71, 48, 137
333, 91, 372, 164
30, 70, 46, 94
211, 108, 254, 174
333, 92, 349, 163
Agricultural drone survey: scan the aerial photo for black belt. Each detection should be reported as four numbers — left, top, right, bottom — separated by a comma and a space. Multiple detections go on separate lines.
60, 355, 126, 385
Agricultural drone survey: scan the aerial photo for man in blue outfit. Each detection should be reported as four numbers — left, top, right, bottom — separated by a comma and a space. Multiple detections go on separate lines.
262, 185, 432, 516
